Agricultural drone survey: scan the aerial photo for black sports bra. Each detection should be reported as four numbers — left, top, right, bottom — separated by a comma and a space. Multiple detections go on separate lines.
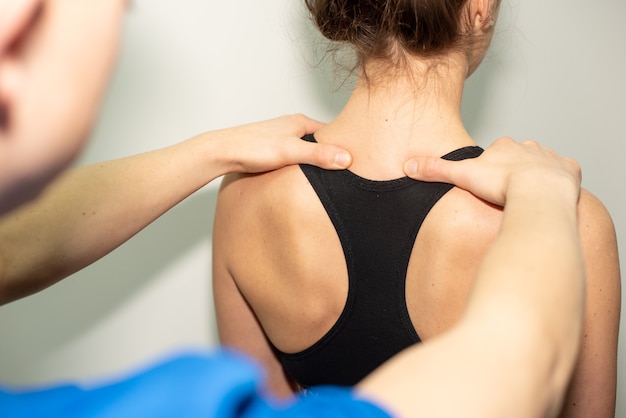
276, 134, 484, 388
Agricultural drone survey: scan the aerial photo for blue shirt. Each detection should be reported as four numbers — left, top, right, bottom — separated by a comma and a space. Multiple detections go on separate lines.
0, 350, 391, 417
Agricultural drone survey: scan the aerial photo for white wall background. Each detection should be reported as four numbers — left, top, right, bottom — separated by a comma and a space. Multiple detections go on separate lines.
1, 0, 624, 415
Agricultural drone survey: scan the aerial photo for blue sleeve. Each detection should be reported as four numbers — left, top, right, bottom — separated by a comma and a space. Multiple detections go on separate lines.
0, 350, 391, 418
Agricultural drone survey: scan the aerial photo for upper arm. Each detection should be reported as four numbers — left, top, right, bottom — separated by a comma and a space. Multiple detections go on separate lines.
212, 175, 296, 399
558, 189, 621, 418
212, 259, 295, 398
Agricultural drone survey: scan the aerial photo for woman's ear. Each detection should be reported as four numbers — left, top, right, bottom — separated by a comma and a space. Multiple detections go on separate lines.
0, 0, 42, 53
468, 0, 495, 31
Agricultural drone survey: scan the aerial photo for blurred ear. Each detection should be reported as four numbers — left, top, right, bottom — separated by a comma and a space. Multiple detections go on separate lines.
0, 0, 42, 53
467, 0, 494, 31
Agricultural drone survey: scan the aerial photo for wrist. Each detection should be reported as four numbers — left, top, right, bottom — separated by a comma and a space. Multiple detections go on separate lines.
507, 169, 580, 207
187, 130, 234, 181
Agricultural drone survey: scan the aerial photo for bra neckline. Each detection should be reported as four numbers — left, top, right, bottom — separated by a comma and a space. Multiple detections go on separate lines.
301, 133, 483, 190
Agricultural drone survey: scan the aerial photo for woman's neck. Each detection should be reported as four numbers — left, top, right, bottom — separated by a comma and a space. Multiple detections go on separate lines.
316, 54, 476, 179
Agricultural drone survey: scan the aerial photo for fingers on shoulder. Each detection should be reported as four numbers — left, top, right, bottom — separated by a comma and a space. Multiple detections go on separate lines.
405, 157, 459, 183
282, 113, 325, 136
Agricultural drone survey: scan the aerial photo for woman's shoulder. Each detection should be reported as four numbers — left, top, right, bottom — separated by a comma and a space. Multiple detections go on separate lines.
427, 186, 503, 243
216, 166, 322, 237
578, 188, 617, 239
219, 166, 313, 209
576, 188, 620, 281
427, 186, 619, 282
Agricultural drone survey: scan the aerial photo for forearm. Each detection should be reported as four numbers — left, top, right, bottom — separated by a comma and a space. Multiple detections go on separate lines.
0, 132, 224, 305
0, 113, 341, 305
469, 173, 584, 334
453, 175, 585, 416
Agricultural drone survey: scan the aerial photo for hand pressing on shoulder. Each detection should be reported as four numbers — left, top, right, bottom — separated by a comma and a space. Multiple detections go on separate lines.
404, 137, 581, 207
206, 114, 352, 175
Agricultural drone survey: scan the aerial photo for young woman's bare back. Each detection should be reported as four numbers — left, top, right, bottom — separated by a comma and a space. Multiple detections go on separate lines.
213, 139, 620, 417
215, 162, 501, 347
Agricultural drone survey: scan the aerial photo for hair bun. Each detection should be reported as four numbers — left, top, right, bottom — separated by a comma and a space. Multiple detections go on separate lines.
305, 0, 471, 61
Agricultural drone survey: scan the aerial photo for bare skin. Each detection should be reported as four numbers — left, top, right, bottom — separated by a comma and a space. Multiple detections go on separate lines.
0, 0, 129, 214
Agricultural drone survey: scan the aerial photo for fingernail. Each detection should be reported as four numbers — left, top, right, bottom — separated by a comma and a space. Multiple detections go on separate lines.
334, 152, 351, 168
404, 160, 418, 177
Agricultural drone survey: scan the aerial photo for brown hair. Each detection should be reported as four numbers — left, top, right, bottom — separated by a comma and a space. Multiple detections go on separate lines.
305, 0, 498, 67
